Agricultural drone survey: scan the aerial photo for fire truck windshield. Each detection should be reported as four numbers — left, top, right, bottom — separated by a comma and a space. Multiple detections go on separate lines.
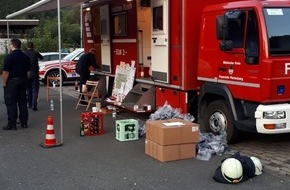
263, 8, 290, 55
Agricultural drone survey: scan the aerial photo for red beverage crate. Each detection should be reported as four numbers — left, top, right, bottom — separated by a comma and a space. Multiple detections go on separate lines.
81, 112, 104, 136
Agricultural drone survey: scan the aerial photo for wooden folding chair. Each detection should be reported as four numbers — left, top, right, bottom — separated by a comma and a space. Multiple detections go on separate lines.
75, 80, 100, 111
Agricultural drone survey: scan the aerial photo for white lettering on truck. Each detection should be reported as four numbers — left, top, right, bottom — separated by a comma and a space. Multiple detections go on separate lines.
223, 61, 241, 65
285, 63, 290, 75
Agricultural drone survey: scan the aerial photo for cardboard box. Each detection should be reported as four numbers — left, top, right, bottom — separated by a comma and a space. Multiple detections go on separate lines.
145, 139, 196, 162
145, 118, 199, 145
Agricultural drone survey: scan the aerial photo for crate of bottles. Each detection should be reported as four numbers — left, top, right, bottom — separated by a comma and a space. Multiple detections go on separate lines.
81, 112, 104, 136
116, 119, 139, 141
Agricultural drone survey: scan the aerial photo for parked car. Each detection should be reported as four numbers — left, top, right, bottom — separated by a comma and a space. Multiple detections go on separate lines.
39, 48, 84, 85
39, 52, 69, 63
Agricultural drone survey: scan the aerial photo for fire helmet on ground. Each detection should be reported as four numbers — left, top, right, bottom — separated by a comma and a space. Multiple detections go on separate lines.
221, 158, 243, 183
250, 156, 263, 175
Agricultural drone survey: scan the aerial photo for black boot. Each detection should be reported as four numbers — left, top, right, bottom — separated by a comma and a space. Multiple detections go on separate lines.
3, 126, 17, 130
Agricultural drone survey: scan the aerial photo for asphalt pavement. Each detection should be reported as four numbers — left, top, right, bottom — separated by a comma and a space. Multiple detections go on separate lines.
1, 80, 290, 190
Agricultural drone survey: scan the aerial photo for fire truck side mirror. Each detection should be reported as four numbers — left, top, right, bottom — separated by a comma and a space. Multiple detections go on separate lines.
216, 15, 229, 40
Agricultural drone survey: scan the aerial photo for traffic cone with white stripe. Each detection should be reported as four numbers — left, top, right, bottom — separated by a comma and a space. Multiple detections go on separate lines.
40, 116, 62, 148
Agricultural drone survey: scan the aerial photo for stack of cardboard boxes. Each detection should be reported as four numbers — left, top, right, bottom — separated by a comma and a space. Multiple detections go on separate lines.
145, 118, 200, 162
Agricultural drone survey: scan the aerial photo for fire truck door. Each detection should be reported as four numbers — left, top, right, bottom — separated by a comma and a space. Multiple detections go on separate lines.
100, 4, 112, 73
151, 0, 169, 83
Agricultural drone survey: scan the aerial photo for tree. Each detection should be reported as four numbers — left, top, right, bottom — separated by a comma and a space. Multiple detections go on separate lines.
31, 8, 81, 52
1, 2, 81, 52
0, 0, 38, 18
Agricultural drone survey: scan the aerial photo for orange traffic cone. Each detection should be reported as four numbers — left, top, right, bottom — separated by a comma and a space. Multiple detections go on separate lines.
40, 116, 62, 148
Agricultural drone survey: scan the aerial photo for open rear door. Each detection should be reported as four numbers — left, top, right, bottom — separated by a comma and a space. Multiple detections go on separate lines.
100, 4, 111, 73
151, 0, 169, 83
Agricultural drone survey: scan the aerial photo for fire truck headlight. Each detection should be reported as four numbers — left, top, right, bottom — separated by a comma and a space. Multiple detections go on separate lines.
263, 111, 286, 119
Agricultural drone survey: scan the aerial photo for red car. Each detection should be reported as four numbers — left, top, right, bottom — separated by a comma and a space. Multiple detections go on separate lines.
39, 48, 84, 85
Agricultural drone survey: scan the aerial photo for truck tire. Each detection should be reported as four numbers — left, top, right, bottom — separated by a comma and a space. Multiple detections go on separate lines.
204, 100, 238, 143
46, 70, 63, 86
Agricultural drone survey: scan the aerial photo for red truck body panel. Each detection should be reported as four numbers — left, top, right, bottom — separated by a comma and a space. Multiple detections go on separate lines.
83, 0, 290, 108
169, 0, 238, 90
110, 1, 138, 74
155, 87, 187, 112
198, 0, 290, 103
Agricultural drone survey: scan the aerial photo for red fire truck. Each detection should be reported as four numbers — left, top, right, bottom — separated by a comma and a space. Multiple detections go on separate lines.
81, 0, 290, 143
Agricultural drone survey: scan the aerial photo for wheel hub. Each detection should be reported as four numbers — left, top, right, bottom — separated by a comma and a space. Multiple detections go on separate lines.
209, 111, 227, 132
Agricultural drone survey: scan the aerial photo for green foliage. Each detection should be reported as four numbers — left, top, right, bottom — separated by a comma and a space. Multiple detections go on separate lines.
0, 0, 38, 18
31, 23, 59, 52
2, 2, 81, 52
0, 54, 5, 73
32, 8, 81, 52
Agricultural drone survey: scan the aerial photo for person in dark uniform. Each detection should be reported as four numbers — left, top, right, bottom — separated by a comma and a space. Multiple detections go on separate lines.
76, 48, 100, 103
25, 42, 43, 111
2, 39, 31, 130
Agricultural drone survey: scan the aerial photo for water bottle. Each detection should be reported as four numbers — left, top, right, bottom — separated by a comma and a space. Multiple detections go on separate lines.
80, 120, 85, 137
112, 107, 116, 119
50, 99, 54, 111
74, 80, 78, 91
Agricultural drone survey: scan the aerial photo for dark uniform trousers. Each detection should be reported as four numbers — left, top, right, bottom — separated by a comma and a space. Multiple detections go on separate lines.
27, 77, 39, 108
4, 78, 28, 127
79, 71, 91, 101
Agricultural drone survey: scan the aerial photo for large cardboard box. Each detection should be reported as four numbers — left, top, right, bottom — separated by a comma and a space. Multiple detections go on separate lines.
145, 139, 196, 162
146, 118, 199, 145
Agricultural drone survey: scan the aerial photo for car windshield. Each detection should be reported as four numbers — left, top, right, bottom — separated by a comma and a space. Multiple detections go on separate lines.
263, 8, 290, 55
62, 49, 83, 61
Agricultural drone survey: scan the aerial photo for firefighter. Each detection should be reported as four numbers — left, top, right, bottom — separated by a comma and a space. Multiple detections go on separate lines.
76, 48, 100, 104
2, 39, 31, 130
25, 41, 43, 111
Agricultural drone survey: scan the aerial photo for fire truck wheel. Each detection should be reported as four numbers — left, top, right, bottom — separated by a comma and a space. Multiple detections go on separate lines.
205, 100, 238, 144
46, 70, 64, 86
